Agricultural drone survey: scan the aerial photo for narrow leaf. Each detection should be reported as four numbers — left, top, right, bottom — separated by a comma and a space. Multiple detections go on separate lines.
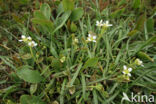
81, 73, 86, 100
69, 63, 82, 87
137, 51, 154, 62
146, 18, 154, 33
93, 90, 98, 104
52, 11, 71, 34
135, 13, 146, 31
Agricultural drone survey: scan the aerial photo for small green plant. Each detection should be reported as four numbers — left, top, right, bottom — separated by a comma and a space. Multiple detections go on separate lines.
0, 0, 155, 104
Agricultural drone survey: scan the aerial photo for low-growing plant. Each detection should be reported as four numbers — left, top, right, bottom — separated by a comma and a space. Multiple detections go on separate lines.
0, 0, 156, 104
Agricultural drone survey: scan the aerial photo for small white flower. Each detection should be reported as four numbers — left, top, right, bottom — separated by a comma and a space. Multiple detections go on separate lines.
19, 35, 26, 42
96, 20, 103, 27
135, 58, 144, 67
19, 35, 32, 42
27, 36, 32, 40
28, 41, 37, 47
87, 34, 96, 42
103, 21, 112, 27
21, 35, 26, 39
122, 65, 132, 77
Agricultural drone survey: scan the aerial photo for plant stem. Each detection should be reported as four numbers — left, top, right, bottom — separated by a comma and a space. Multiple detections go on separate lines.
30, 47, 36, 61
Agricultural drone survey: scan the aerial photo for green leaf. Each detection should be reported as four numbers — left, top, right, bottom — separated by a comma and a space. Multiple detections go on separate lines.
111, 8, 125, 18
93, 90, 98, 104
33, 10, 47, 20
81, 73, 86, 100
83, 57, 99, 69
137, 51, 154, 62
21, 53, 32, 60
118, 0, 126, 6
69, 63, 82, 87
70, 22, 77, 32
127, 30, 139, 36
62, 0, 75, 11
20, 95, 46, 104
0, 56, 16, 70
135, 36, 156, 52
17, 66, 43, 83
40, 3, 51, 20
50, 42, 59, 58
2, 85, 19, 99
57, 3, 64, 14
51, 58, 62, 70
106, 91, 119, 103
60, 79, 67, 104
132, 0, 141, 9
19, 0, 30, 5
6, 100, 16, 104
70, 8, 84, 21
53, 11, 71, 34
135, 13, 146, 31
30, 84, 38, 95
31, 18, 54, 33
146, 18, 154, 33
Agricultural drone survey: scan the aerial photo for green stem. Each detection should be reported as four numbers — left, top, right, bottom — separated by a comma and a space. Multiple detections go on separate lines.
30, 47, 36, 61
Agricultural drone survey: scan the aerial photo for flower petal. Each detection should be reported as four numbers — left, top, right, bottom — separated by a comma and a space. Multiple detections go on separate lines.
28, 42, 32, 46
19, 40, 23, 42
96, 21, 99, 24
123, 65, 127, 70
21, 35, 26, 39
87, 38, 91, 41
122, 71, 126, 74
100, 20, 103, 23
32, 41, 35, 44
27, 36, 32, 40
128, 73, 131, 76
128, 68, 132, 72
93, 40, 96, 42
93, 36, 96, 39
108, 24, 112, 26
106, 21, 109, 24
34, 43, 37, 46
88, 34, 91, 37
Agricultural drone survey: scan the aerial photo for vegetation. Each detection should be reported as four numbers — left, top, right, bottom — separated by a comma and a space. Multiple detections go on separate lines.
0, 0, 155, 104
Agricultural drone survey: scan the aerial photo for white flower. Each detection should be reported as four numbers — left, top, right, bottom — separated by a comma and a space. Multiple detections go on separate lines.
103, 21, 112, 27
21, 35, 26, 39
96, 20, 112, 27
28, 41, 37, 47
27, 36, 32, 40
122, 65, 132, 77
87, 34, 96, 42
19, 35, 26, 42
19, 35, 38, 47
135, 58, 144, 67
19, 35, 32, 42
96, 20, 103, 27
